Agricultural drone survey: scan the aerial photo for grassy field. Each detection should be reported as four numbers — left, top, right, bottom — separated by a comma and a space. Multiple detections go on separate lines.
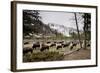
23, 51, 64, 62
23, 39, 91, 62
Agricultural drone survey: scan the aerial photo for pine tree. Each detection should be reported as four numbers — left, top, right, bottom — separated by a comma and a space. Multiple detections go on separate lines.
82, 13, 91, 49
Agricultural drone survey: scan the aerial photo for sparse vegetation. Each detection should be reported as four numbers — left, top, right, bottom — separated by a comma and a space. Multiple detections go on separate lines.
23, 51, 64, 62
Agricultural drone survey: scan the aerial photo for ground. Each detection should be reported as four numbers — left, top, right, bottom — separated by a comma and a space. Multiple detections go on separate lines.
63, 49, 91, 60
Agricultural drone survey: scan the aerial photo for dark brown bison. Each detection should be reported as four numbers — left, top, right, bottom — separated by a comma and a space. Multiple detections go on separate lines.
87, 43, 90, 47
70, 41, 77, 50
23, 47, 33, 54
32, 42, 40, 50
24, 42, 29, 45
58, 41, 64, 44
50, 43, 56, 47
40, 44, 49, 51
62, 42, 70, 48
45, 42, 56, 47
46, 41, 51, 44
56, 43, 63, 50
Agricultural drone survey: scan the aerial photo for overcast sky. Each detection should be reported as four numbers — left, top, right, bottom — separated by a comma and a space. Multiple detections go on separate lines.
39, 10, 84, 30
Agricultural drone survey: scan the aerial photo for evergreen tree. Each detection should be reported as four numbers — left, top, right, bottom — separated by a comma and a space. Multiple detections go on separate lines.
82, 13, 91, 49
23, 10, 41, 36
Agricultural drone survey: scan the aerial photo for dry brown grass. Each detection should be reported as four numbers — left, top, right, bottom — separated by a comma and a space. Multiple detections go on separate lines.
63, 49, 91, 60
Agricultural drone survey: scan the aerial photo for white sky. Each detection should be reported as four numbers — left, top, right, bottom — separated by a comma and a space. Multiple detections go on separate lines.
39, 10, 84, 30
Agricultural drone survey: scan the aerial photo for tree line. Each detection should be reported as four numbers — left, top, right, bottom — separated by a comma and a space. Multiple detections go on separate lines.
23, 10, 91, 49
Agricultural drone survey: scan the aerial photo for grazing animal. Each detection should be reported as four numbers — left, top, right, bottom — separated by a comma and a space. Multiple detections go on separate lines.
50, 43, 56, 47
32, 42, 40, 50
72, 42, 77, 46
54, 41, 56, 43
23, 47, 33, 54
87, 43, 90, 47
58, 41, 64, 44
56, 45, 62, 50
40, 44, 49, 51
45, 43, 52, 47
45, 42, 56, 47
24, 42, 29, 45
70, 42, 77, 50
47, 41, 51, 44
56, 43, 63, 50
62, 42, 70, 48
70, 46, 74, 50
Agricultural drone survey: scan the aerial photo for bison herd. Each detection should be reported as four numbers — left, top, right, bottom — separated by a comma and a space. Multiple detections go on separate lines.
23, 40, 91, 55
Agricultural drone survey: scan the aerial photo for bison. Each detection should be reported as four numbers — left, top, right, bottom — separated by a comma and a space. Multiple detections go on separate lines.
24, 42, 29, 45
32, 42, 40, 50
70, 41, 77, 50
40, 44, 49, 52
62, 42, 70, 48
56, 43, 63, 50
23, 47, 33, 54
45, 42, 56, 47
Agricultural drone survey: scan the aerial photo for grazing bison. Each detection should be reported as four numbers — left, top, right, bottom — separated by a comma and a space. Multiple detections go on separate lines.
54, 41, 56, 43
62, 42, 70, 48
23, 47, 33, 54
40, 44, 49, 52
70, 46, 74, 50
45, 42, 56, 47
72, 42, 77, 47
24, 42, 29, 45
70, 41, 77, 50
56, 43, 63, 50
32, 42, 40, 50
58, 41, 64, 44
50, 43, 56, 47
47, 41, 51, 44
87, 43, 90, 47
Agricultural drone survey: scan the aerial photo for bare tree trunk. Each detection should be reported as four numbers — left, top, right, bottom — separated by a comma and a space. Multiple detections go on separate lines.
84, 30, 87, 49
74, 13, 82, 49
